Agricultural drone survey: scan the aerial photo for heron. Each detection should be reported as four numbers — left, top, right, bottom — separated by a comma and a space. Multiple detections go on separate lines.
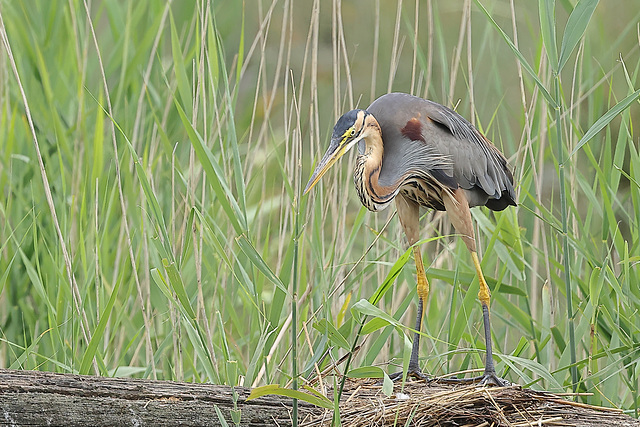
304, 92, 516, 386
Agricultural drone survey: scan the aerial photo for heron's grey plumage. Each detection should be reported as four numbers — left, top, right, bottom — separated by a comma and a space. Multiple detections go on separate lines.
366, 92, 516, 211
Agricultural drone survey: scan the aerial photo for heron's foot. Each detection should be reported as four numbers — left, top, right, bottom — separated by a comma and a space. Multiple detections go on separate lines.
477, 371, 510, 387
387, 367, 431, 383
436, 371, 510, 387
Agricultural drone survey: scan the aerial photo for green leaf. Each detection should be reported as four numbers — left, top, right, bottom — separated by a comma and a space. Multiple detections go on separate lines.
16, 246, 55, 316
214, 406, 230, 427
174, 99, 246, 234
235, 2, 245, 86
0, 252, 16, 296
151, 268, 173, 300
235, 234, 289, 296
368, 247, 412, 305
206, 11, 220, 89
351, 300, 404, 332
91, 92, 105, 185
244, 327, 274, 387
169, 11, 192, 109
150, 268, 217, 383
180, 310, 219, 383
501, 354, 564, 389
132, 154, 173, 261
588, 267, 606, 318
400, 332, 413, 384
163, 258, 197, 320
551, 326, 566, 353
558, 0, 599, 72
348, 367, 393, 396
539, 0, 558, 71
347, 366, 384, 378
205, 9, 247, 228
496, 284, 527, 297
313, 319, 351, 350
89, 92, 174, 262
361, 317, 392, 335
80, 271, 122, 374
247, 385, 332, 409
567, 88, 640, 160
475, 0, 556, 107
218, 312, 232, 361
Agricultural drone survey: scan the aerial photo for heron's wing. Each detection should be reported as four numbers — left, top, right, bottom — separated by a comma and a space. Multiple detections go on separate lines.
367, 93, 516, 209
423, 101, 514, 197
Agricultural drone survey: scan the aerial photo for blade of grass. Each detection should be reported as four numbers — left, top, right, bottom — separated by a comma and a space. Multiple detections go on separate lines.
558, 0, 599, 72
79, 273, 122, 374
474, 0, 556, 107
89, 90, 175, 262
567, 88, 640, 160
539, 0, 558, 72
170, 11, 192, 110
174, 99, 246, 234
235, 234, 289, 296
247, 384, 332, 409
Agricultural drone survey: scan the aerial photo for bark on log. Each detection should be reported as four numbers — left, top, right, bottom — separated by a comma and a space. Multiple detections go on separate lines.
0, 369, 320, 426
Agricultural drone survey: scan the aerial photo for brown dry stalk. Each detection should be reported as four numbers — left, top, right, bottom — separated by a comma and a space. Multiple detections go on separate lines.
301, 379, 638, 427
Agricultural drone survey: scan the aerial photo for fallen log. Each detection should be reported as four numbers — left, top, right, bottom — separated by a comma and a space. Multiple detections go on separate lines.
0, 369, 320, 426
0, 369, 639, 426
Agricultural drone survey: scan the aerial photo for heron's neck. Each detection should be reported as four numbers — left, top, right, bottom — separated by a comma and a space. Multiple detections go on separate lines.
354, 125, 397, 212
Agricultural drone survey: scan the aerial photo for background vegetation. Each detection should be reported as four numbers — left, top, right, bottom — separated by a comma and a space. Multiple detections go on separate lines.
1, 0, 639, 416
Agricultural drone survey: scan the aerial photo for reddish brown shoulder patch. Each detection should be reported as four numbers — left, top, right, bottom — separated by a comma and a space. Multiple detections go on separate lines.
401, 118, 425, 142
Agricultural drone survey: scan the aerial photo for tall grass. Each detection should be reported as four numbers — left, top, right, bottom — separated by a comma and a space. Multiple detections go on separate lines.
1, 0, 639, 418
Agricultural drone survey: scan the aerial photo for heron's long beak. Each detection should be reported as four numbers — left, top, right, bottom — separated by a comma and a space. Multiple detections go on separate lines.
304, 137, 351, 195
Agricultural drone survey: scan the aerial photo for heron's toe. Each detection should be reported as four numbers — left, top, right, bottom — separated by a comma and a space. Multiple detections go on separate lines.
388, 368, 431, 383
478, 372, 510, 387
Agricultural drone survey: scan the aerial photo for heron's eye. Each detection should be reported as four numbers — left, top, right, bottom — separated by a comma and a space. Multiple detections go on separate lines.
349, 128, 356, 137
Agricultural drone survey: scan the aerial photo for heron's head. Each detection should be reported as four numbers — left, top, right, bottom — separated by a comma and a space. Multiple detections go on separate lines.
304, 109, 371, 194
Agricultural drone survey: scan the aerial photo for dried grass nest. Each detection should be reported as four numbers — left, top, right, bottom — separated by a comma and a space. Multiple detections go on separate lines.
300, 378, 639, 427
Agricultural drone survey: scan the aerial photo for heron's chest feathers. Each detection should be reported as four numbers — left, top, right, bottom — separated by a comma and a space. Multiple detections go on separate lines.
398, 176, 448, 211
353, 141, 451, 212
353, 153, 398, 212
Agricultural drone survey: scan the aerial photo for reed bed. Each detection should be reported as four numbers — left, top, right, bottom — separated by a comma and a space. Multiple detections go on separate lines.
1, 0, 639, 423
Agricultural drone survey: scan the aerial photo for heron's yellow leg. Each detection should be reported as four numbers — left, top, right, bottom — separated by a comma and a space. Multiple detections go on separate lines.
413, 246, 429, 304
441, 189, 505, 385
404, 244, 430, 377
471, 251, 491, 309
394, 194, 432, 379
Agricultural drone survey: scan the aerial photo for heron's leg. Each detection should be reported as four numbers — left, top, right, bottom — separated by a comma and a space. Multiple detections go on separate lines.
409, 245, 430, 373
470, 251, 503, 384
390, 195, 430, 382
388, 245, 430, 382
443, 189, 507, 386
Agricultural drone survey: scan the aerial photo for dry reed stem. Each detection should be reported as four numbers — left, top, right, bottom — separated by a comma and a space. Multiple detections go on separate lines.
301, 378, 637, 427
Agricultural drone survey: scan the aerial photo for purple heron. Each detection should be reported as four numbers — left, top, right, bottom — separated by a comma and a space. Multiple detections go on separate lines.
304, 92, 516, 385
